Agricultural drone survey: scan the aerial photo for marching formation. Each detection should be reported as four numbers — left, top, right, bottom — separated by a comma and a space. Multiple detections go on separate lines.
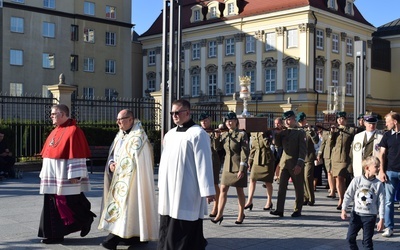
35, 101, 399, 250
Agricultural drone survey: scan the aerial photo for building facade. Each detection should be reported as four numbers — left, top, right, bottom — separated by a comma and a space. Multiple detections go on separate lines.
139, 0, 381, 122
1, 0, 133, 99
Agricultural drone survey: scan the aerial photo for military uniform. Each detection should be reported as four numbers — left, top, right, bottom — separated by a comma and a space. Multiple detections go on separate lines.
217, 128, 249, 187
274, 128, 307, 213
331, 126, 355, 177
300, 127, 319, 204
248, 131, 275, 183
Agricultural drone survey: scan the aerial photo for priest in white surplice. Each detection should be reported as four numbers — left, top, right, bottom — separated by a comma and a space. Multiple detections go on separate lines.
351, 115, 383, 177
158, 99, 215, 250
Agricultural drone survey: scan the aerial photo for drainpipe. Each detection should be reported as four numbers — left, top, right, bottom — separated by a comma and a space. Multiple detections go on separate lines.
312, 11, 319, 121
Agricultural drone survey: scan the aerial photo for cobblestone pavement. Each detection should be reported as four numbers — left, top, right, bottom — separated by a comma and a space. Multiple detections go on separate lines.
0, 170, 399, 250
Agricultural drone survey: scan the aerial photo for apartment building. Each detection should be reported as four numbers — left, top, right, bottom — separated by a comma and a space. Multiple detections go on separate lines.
139, 0, 383, 120
1, 0, 133, 99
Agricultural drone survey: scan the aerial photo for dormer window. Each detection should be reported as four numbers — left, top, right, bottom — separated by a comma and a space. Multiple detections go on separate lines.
224, 0, 238, 16
206, 1, 221, 19
190, 5, 203, 23
345, 0, 354, 16
327, 0, 338, 11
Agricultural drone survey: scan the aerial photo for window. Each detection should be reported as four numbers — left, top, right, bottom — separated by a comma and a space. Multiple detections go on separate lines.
316, 67, 324, 92
286, 67, 298, 91
245, 36, 255, 54
225, 72, 235, 95
105, 88, 117, 100
194, 10, 201, 21
245, 71, 255, 93
328, 0, 336, 9
346, 71, 353, 95
227, 3, 234, 15
225, 38, 235, 56
345, 1, 353, 15
192, 75, 200, 96
43, 22, 55, 38
346, 38, 353, 56
105, 32, 116, 46
70, 55, 78, 71
332, 33, 339, 53
265, 32, 276, 51
71, 25, 79, 41
106, 6, 116, 19
84, 28, 95, 43
148, 50, 156, 65
10, 83, 23, 97
287, 29, 298, 48
208, 41, 217, 58
332, 69, 339, 86
265, 68, 276, 93
84, 58, 94, 72
42, 53, 55, 69
210, 6, 217, 18
147, 79, 155, 93
83, 87, 94, 100
192, 43, 200, 60
105, 60, 116, 74
84, 1, 95, 15
208, 74, 217, 95
316, 29, 324, 50
43, 0, 55, 9
11, 17, 24, 33
10, 49, 23, 66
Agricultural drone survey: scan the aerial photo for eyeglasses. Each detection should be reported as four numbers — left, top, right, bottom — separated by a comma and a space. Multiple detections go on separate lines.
116, 117, 130, 122
170, 110, 187, 116
51, 112, 63, 116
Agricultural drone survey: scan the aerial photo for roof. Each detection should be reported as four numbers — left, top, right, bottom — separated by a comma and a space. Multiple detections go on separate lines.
140, 0, 373, 37
373, 18, 400, 37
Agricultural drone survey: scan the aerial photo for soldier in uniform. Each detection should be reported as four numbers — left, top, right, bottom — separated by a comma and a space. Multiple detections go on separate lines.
270, 110, 306, 218
212, 112, 249, 225
296, 112, 319, 206
199, 113, 221, 217
317, 125, 336, 198
351, 115, 382, 177
330, 111, 355, 210
356, 113, 366, 134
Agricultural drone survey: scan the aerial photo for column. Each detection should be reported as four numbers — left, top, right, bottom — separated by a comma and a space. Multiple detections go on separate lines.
235, 33, 244, 91
155, 47, 162, 91
299, 23, 308, 90
325, 28, 332, 86
276, 27, 285, 91
183, 42, 191, 96
217, 36, 224, 91
255, 30, 264, 91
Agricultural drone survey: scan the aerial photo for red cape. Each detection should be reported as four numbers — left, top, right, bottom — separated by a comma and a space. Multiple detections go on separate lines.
41, 119, 91, 159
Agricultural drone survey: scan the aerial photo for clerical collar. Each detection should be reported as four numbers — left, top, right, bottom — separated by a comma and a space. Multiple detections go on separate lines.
176, 119, 195, 132
123, 127, 133, 135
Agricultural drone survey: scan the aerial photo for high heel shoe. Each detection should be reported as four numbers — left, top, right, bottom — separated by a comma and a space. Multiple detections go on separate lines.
235, 215, 245, 224
209, 213, 217, 218
211, 216, 223, 225
244, 203, 253, 211
263, 203, 273, 211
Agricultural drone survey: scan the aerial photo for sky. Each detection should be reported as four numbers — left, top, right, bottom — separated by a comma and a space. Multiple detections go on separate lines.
131, 0, 400, 36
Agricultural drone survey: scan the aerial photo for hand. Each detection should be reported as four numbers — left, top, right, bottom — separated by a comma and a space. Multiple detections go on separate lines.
206, 195, 215, 204
109, 162, 117, 172
237, 171, 244, 179
341, 210, 347, 220
70, 178, 80, 184
378, 171, 387, 183
376, 219, 384, 232
293, 165, 302, 175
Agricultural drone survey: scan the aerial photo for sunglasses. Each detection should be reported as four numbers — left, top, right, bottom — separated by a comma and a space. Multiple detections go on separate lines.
170, 110, 187, 116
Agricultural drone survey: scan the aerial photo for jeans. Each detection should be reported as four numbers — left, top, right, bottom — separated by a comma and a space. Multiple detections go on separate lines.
384, 170, 400, 230
346, 211, 376, 250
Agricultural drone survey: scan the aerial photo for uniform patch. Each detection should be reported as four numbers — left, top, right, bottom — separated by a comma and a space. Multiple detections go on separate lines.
354, 142, 362, 152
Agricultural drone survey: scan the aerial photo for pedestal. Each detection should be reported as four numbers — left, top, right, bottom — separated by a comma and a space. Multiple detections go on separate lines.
238, 117, 269, 132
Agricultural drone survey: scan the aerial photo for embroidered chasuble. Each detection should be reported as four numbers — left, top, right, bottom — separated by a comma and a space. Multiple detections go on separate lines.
98, 119, 158, 241
352, 130, 382, 177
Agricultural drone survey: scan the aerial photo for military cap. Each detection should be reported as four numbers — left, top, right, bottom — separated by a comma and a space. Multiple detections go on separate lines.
282, 110, 295, 120
336, 111, 347, 118
296, 112, 306, 122
199, 113, 210, 121
363, 115, 378, 123
225, 111, 237, 120
357, 113, 365, 120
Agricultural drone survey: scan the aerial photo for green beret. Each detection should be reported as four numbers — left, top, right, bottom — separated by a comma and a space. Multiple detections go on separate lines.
357, 113, 365, 120
336, 111, 347, 119
225, 111, 237, 120
296, 112, 306, 122
282, 110, 295, 120
199, 113, 210, 121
